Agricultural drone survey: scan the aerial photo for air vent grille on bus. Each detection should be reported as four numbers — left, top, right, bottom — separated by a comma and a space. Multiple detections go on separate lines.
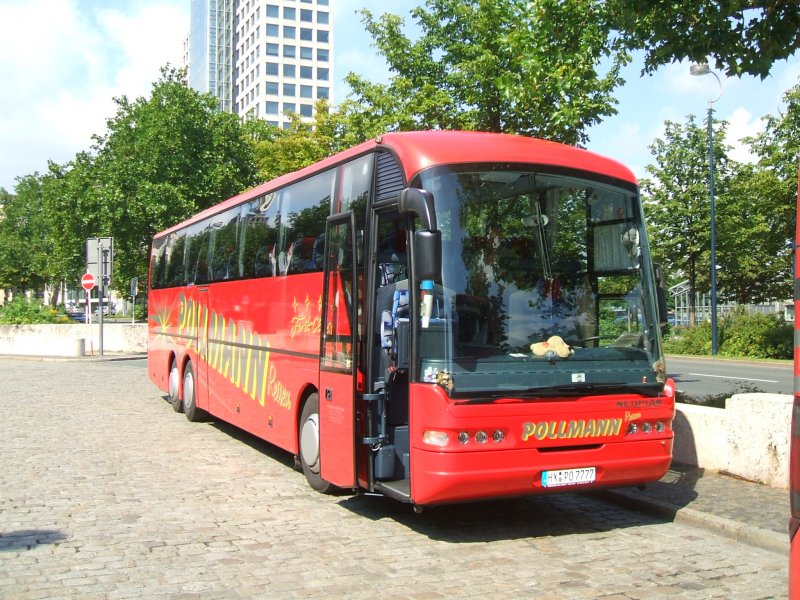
376, 152, 405, 201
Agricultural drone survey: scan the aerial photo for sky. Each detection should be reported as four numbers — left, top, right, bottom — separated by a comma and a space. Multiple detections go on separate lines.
1, 0, 799, 192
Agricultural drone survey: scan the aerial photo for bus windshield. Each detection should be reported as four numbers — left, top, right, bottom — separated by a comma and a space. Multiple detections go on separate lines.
413, 164, 665, 398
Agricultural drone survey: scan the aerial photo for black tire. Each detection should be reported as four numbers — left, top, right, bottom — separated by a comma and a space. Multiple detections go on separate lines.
298, 393, 333, 493
183, 362, 208, 422
169, 360, 183, 412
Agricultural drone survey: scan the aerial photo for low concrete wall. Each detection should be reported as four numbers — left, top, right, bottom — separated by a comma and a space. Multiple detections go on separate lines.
673, 394, 793, 489
0, 323, 147, 357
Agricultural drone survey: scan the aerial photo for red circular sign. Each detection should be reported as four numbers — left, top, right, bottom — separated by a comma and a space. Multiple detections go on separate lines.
81, 273, 96, 291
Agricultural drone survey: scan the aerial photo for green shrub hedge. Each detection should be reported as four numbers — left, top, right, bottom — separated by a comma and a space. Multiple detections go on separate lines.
0, 298, 71, 324
663, 308, 792, 359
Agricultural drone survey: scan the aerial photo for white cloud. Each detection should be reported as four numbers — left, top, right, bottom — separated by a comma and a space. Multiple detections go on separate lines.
97, 4, 188, 99
0, 0, 188, 191
725, 107, 762, 164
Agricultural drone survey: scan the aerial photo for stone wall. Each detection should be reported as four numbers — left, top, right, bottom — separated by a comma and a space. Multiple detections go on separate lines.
0, 323, 147, 356
673, 394, 793, 489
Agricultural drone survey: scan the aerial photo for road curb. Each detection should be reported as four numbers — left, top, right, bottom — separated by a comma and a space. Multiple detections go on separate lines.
0, 353, 146, 363
596, 488, 788, 556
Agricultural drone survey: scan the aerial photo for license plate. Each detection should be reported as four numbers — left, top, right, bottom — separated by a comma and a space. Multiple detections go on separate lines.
541, 467, 596, 488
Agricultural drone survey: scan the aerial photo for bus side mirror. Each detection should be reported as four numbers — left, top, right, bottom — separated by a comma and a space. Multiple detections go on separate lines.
400, 188, 442, 281
414, 230, 442, 282
653, 263, 668, 327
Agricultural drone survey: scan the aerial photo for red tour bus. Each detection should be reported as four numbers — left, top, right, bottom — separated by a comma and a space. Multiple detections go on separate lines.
791, 163, 800, 598
147, 130, 675, 508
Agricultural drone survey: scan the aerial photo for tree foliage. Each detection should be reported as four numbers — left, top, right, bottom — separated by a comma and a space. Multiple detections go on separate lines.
347, 0, 627, 145
0, 174, 53, 295
251, 101, 353, 182
608, 0, 800, 79
90, 66, 260, 289
0, 67, 260, 300
644, 82, 799, 308
641, 115, 732, 322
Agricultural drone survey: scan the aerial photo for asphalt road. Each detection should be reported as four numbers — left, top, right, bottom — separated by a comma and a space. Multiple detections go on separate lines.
666, 355, 794, 402
0, 357, 788, 598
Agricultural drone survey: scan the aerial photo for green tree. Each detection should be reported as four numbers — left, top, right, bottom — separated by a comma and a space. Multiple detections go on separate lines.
39, 153, 103, 294
347, 0, 627, 144
252, 102, 337, 182
720, 161, 792, 303
641, 115, 733, 325
90, 66, 260, 292
730, 81, 800, 302
0, 175, 50, 296
608, 0, 800, 79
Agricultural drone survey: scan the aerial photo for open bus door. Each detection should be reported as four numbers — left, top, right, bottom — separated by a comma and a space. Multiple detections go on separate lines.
318, 213, 359, 488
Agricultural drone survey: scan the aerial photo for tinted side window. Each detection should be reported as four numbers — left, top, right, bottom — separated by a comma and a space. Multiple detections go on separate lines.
164, 232, 187, 287
279, 170, 335, 275
339, 155, 372, 214
241, 193, 280, 278
150, 236, 168, 289
209, 208, 241, 282
185, 222, 212, 285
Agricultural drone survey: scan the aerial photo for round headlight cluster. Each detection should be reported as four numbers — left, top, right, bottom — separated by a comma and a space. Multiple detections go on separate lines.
628, 421, 667, 436
458, 429, 505, 445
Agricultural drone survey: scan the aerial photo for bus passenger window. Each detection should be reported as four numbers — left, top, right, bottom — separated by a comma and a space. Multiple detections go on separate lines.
240, 196, 278, 279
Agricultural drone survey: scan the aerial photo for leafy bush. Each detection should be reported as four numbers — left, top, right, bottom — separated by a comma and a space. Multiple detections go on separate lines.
663, 321, 712, 355
718, 309, 792, 359
662, 309, 792, 359
0, 298, 70, 324
133, 302, 147, 322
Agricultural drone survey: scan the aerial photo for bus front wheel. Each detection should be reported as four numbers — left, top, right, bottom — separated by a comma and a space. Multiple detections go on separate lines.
299, 394, 333, 493
183, 362, 208, 423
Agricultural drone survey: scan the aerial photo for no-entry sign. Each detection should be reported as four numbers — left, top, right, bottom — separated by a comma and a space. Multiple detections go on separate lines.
81, 273, 96, 291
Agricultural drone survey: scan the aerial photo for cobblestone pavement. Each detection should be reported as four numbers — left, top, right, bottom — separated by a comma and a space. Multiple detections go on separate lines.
0, 358, 789, 599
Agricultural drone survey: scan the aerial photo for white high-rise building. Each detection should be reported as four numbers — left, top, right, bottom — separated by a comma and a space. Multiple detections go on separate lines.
188, 0, 334, 127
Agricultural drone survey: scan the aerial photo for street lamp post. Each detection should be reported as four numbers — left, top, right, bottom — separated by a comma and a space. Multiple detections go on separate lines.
690, 63, 722, 355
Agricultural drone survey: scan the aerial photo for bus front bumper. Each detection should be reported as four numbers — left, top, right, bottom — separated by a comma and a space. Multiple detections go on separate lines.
409, 437, 673, 506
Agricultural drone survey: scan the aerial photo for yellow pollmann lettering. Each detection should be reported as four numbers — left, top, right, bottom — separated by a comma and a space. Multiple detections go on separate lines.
177, 292, 290, 411
521, 418, 623, 442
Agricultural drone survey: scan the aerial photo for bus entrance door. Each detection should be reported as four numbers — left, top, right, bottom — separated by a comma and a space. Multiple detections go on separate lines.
319, 215, 358, 488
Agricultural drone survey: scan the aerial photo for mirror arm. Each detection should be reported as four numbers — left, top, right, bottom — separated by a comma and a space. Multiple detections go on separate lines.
399, 188, 437, 231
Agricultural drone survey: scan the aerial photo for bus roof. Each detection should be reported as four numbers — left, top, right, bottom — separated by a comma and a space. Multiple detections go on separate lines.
155, 130, 637, 238
381, 130, 637, 185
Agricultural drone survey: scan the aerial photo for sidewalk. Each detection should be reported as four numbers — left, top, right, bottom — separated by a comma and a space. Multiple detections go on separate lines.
601, 462, 789, 554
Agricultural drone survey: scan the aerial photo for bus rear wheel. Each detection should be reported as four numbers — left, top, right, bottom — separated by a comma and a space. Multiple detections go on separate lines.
183, 362, 208, 423
169, 360, 182, 412
299, 394, 333, 493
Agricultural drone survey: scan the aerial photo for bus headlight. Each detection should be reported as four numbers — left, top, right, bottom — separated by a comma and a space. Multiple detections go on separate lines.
423, 430, 449, 447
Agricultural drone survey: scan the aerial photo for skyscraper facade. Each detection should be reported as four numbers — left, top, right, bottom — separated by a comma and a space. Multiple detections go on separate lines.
188, 0, 333, 127
189, 0, 235, 113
